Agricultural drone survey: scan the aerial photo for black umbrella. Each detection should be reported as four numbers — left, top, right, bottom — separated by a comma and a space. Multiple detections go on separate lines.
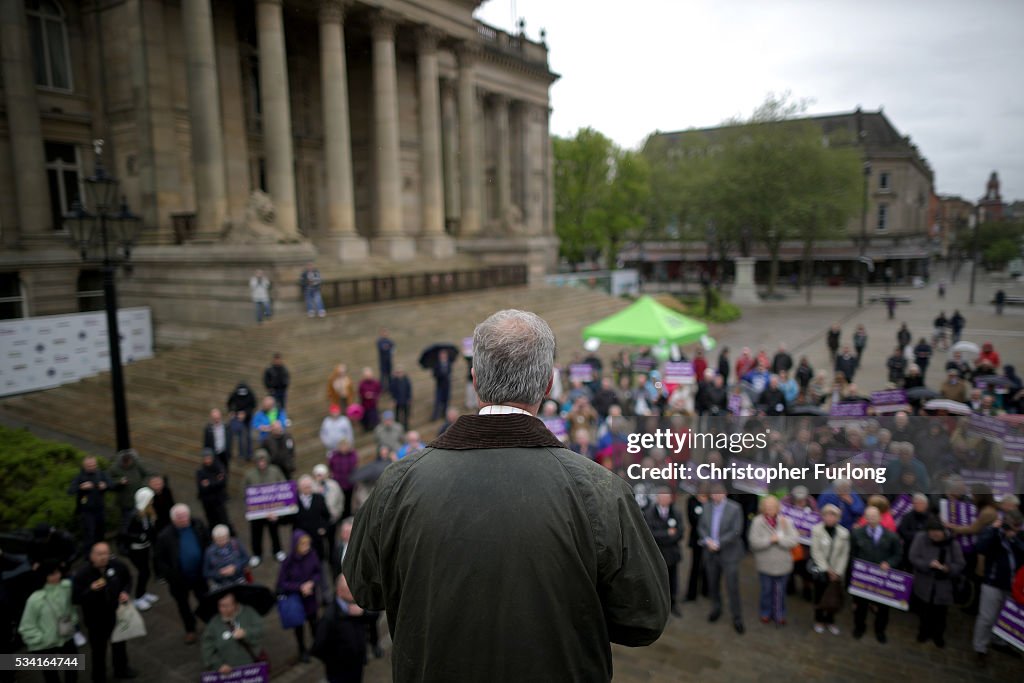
419, 343, 459, 370
787, 404, 828, 416
195, 583, 275, 623
906, 387, 938, 401
350, 458, 391, 484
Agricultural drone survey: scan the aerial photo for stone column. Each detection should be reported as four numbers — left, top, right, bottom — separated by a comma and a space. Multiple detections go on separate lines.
416, 28, 453, 257
319, 0, 367, 260
731, 257, 760, 304
492, 93, 516, 231
256, 0, 298, 239
440, 78, 460, 230
181, 0, 228, 241
457, 44, 481, 237
0, 0, 51, 241
213, 1, 251, 230
369, 11, 414, 260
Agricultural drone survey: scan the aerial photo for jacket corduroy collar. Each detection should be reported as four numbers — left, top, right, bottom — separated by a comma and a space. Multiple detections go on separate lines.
428, 414, 564, 450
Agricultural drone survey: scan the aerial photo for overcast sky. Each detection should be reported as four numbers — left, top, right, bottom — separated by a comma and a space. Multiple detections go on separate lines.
476, 0, 1024, 202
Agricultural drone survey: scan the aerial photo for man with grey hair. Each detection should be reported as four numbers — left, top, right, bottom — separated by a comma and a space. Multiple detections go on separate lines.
345, 309, 669, 681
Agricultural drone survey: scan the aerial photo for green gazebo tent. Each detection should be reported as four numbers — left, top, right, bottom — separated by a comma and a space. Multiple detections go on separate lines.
581, 296, 708, 346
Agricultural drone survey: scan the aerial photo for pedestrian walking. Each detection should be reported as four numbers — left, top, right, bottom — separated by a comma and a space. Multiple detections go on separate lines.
250, 269, 272, 323
300, 262, 326, 318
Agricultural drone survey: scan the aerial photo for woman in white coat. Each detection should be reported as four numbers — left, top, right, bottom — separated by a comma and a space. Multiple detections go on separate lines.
810, 503, 851, 635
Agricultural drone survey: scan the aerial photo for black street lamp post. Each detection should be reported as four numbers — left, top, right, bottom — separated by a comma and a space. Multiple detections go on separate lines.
857, 161, 872, 308
65, 141, 141, 452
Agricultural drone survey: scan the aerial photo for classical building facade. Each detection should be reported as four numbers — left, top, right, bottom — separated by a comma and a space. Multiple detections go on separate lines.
633, 109, 935, 286
0, 0, 558, 333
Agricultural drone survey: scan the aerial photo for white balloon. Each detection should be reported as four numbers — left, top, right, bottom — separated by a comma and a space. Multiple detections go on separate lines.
583, 337, 601, 352
700, 334, 717, 351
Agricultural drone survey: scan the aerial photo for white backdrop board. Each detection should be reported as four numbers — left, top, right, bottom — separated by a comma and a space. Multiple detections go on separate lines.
0, 307, 153, 397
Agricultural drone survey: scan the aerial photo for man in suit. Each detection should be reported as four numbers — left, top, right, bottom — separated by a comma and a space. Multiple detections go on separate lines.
202, 409, 232, 477
312, 574, 368, 683
344, 309, 668, 682
850, 505, 903, 643
293, 475, 330, 562
644, 489, 684, 617
698, 482, 746, 634
685, 491, 709, 601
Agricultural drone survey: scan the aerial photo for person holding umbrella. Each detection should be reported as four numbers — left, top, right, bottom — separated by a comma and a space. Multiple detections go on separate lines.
199, 587, 268, 674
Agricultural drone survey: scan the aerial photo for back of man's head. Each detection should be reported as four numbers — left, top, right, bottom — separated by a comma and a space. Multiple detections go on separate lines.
473, 310, 556, 408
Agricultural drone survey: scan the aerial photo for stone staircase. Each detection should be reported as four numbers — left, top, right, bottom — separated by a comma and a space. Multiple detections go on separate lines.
0, 285, 627, 488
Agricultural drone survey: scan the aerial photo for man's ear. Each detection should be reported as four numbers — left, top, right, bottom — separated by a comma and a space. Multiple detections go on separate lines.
545, 372, 553, 397
471, 367, 477, 391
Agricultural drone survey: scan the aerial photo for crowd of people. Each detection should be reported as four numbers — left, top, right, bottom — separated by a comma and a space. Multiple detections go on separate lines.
4, 305, 1024, 680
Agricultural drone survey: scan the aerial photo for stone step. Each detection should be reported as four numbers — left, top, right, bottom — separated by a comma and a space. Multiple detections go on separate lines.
1, 285, 627, 489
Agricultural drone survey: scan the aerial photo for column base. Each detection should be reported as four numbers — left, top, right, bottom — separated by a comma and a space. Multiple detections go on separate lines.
417, 234, 456, 258
730, 256, 760, 305
321, 234, 370, 262
370, 235, 417, 261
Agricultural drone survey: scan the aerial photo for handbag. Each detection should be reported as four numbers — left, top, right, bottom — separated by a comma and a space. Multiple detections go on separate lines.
111, 602, 147, 643
809, 531, 837, 583
277, 593, 306, 630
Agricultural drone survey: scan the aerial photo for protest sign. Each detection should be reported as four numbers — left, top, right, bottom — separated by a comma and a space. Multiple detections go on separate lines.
245, 481, 298, 521
847, 559, 913, 610
780, 503, 821, 545
992, 599, 1024, 653
201, 663, 269, 683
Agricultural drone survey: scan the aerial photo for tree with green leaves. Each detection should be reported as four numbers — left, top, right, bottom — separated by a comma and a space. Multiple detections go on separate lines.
553, 128, 650, 269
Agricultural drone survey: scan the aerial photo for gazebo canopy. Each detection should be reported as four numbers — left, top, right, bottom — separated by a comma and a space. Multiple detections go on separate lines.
581, 296, 708, 346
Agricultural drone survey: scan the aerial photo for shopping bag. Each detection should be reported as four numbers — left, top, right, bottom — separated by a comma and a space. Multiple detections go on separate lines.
277, 593, 306, 630
111, 602, 147, 642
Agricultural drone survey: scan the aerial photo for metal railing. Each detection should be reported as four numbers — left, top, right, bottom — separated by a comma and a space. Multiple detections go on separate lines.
320, 264, 528, 309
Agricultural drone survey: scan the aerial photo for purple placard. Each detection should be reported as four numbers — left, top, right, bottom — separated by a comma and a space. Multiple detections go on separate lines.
780, 503, 821, 545
201, 662, 269, 683
632, 357, 656, 374
992, 598, 1024, 653
871, 389, 909, 414
664, 361, 695, 385
569, 363, 594, 383
1003, 435, 1024, 464
890, 494, 914, 523
728, 458, 769, 495
245, 481, 298, 521
847, 559, 913, 610
940, 498, 978, 553
960, 469, 1015, 498
830, 401, 868, 417
968, 414, 1008, 441
461, 336, 474, 357
728, 393, 743, 416
542, 416, 568, 440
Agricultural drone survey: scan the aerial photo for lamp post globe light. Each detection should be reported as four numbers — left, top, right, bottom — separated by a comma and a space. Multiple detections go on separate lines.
65, 140, 141, 451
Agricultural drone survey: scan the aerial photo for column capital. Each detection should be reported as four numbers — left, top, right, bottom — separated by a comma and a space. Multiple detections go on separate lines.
318, 0, 348, 24
416, 25, 445, 54
456, 40, 483, 67
369, 9, 401, 40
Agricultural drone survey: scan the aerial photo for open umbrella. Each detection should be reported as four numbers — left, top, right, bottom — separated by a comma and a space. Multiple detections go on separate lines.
350, 458, 391, 484
419, 343, 459, 370
906, 387, 939, 401
195, 583, 275, 623
950, 341, 980, 360
923, 398, 972, 415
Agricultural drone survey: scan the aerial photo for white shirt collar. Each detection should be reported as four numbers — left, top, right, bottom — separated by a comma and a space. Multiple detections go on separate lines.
478, 405, 534, 417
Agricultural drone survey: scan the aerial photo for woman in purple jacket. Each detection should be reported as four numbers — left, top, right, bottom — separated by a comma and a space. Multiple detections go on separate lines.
277, 531, 322, 662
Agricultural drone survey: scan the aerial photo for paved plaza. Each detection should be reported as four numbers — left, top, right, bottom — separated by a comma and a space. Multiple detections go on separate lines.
10, 267, 1024, 683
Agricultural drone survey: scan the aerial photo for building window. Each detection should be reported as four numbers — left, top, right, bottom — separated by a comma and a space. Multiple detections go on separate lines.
76, 270, 104, 312
45, 141, 82, 231
0, 273, 26, 320
26, 0, 72, 91
879, 172, 890, 191
876, 203, 889, 231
